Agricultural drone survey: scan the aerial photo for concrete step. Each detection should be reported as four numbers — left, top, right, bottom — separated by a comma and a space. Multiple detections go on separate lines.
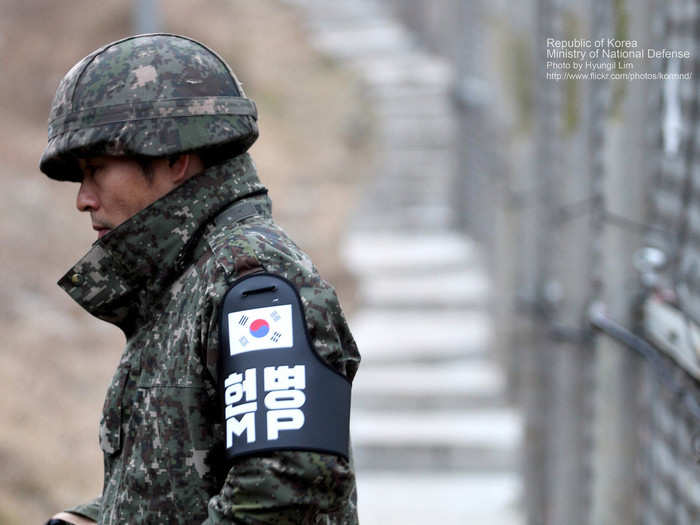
356, 471, 523, 525
311, 23, 413, 59
376, 148, 453, 179
366, 181, 453, 203
373, 93, 454, 118
357, 52, 453, 89
349, 308, 491, 363
369, 166, 452, 189
351, 408, 522, 449
342, 232, 480, 273
351, 408, 521, 471
283, 0, 388, 25
356, 268, 489, 308
380, 112, 456, 140
349, 203, 457, 232
352, 361, 508, 410
378, 126, 455, 149
356, 197, 454, 221
370, 82, 454, 105
366, 182, 452, 206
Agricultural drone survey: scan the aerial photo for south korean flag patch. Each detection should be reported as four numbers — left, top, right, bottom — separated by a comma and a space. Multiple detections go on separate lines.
228, 304, 293, 354
218, 273, 351, 461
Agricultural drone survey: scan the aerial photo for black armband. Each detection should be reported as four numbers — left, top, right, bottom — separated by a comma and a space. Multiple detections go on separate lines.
218, 273, 351, 460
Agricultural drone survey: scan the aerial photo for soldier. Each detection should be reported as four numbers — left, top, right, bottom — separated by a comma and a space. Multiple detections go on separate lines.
41, 34, 360, 525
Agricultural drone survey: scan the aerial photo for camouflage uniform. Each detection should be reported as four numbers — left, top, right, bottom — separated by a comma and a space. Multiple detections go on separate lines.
41, 34, 360, 524
58, 153, 360, 523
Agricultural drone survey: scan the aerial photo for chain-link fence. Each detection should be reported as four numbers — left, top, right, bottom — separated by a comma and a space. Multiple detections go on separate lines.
385, 0, 700, 523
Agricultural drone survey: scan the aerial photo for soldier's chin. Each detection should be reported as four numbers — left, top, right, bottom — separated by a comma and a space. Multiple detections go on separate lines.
97, 228, 112, 239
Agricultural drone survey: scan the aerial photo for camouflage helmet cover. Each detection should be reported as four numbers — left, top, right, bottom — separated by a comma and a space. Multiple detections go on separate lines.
40, 33, 258, 181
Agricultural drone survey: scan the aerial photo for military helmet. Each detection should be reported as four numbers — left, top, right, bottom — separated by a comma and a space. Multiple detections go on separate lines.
40, 33, 258, 181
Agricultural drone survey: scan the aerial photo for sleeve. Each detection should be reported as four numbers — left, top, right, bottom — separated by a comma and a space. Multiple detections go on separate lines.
203, 450, 358, 524
65, 497, 102, 522
202, 285, 360, 524
201, 258, 361, 524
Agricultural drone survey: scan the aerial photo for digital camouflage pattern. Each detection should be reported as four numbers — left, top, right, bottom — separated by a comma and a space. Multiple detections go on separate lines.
40, 34, 258, 182
58, 154, 360, 524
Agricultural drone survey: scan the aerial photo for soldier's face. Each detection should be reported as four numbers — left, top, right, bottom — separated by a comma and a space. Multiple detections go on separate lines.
76, 156, 175, 240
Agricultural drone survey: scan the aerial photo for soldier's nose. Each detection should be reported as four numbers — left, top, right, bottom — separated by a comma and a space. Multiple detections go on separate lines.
76, 182, 98, 212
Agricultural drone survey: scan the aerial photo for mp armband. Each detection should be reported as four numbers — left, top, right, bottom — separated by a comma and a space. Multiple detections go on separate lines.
218, 273, 351, 460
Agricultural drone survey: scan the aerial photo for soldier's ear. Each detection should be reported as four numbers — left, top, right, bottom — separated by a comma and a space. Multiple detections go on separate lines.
169, 154, 203, 184
168, 155, 189, 184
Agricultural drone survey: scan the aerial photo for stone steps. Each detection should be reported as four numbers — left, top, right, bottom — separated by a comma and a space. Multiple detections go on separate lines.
285, 0, 525, 523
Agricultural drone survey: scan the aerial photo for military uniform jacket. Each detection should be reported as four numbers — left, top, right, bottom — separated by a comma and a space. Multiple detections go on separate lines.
58, 154, 360, 524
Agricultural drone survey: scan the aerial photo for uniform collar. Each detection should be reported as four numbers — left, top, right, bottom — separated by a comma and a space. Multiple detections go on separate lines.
58, 153, 266, 331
